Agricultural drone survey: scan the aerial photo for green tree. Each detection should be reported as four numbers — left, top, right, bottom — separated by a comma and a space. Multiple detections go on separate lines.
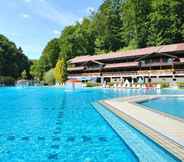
147, 0, 184, 46
30, 38, 61, 81
121, 0, 151, 48
94, 0, 123, 53
59, 18, 96, 60
21, 70, 27, 79
0, 34, 30, 82
54, 58, 67, 84
42, 39, 60, 68
30, 59, 45, 80
43, 69, 55, 85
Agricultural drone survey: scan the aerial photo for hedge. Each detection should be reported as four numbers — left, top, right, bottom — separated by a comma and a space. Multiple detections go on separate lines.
0, 76, 15, 86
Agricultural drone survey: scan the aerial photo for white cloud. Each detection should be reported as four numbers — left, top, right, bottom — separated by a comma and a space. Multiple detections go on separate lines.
24, 0, 45, 3
21, 13, 31, 19
24, 0, 79, 26
53, 30, 60, 36
9, 33, 17, 37
24, 0, 31, 3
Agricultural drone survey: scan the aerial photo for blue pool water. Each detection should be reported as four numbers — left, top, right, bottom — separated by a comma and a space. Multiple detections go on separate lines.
0, 87, 183, 162
140, 96, 184, 119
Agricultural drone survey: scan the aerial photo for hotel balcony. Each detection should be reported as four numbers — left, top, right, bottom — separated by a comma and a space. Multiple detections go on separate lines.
68, 59, 184, 73
68, 69, 184, 79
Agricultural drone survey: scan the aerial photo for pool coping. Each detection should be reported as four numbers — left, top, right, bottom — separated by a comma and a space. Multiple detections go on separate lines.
99, 95, 184, 161
135, 97, 184, 124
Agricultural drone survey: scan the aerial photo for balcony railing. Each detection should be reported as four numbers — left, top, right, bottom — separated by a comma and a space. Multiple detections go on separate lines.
68, 69, 184, 78
140, 62, 173, 67
103, 71, 137, 77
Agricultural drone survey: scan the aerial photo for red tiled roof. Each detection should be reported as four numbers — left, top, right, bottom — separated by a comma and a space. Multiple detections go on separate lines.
70, 43, 184, 64
105, 62, 139, 69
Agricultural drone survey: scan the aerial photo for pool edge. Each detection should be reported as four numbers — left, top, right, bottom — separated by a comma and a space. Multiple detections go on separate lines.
99, 95, 184, 161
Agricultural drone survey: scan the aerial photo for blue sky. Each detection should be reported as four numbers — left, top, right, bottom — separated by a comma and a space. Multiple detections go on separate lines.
0, 0, 102, 59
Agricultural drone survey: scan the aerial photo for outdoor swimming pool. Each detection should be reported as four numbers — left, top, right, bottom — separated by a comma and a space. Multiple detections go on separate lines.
0, 87, 183, 162
140, 96, 184, 120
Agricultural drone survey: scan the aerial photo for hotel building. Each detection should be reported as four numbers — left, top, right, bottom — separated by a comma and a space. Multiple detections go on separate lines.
68, 43, 184, 84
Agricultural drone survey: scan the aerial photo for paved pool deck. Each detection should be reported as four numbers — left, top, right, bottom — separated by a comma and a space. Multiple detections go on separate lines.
100, 95, 184, 161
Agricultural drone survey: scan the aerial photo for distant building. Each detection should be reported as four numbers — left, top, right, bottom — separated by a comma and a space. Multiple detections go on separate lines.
68, 43, 184, 83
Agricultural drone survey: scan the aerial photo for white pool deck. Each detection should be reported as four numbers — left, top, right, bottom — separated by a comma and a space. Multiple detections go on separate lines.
100, 95, 184, 161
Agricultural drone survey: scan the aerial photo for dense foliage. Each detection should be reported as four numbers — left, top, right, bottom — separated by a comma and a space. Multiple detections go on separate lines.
86, 82, 101, 87
176, 82, 184, 88
54, 58, 67, 85
0, 34, 30, 85
31, 0, 184, 82
30, 39, 60, 80
43, 69, 55, 85
0, 76, 15, 86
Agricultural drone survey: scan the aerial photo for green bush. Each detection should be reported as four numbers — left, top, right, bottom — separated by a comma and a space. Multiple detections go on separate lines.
86, 82, 100, 87
0, 76, 15, 86
160, 82, 170, 88
176, 82, 184, 88
107, 82, 115, 87
43, 69, 55, 85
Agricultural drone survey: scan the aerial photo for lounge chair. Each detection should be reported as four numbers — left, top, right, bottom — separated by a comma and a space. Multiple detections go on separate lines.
118, 83, 122, 88
156, 84, 161, 89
